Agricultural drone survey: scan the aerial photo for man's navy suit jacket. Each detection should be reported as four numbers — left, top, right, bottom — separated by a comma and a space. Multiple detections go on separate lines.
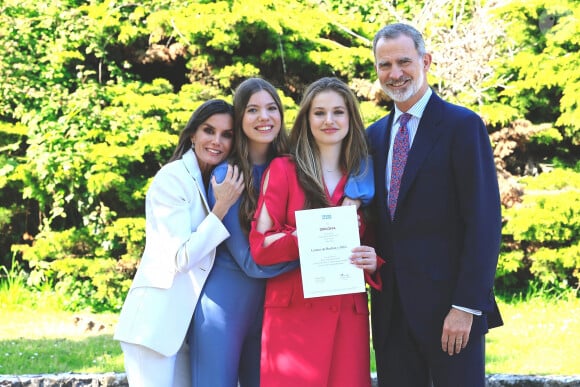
367, 91, 503, 351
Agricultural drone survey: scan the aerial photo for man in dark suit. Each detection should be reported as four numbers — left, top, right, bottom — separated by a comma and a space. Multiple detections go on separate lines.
367, 23, 503, 387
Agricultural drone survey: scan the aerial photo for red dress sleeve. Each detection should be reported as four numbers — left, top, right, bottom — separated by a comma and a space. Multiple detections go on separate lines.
249, 157, 301, 265
364, 256, 384, 290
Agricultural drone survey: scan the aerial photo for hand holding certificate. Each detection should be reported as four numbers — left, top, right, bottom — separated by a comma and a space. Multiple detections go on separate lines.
295, 205, 365, 298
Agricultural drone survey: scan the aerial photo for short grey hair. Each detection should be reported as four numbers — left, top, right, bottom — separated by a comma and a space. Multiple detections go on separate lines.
372, 23, 427, 58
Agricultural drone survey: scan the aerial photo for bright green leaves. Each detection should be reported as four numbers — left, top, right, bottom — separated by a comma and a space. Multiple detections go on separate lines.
495, 0, 580, 140
2, 0, 580, 310
501, 168, 580, 287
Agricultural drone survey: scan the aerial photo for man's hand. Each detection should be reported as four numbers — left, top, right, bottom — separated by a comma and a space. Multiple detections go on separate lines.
441, 308, 473, 356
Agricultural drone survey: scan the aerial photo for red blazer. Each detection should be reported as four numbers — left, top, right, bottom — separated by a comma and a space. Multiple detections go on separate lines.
250, 156, 381, 387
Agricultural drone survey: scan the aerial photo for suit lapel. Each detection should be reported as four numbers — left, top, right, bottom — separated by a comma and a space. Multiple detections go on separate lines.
182, 150, 211, 214
398, 93, 445, 204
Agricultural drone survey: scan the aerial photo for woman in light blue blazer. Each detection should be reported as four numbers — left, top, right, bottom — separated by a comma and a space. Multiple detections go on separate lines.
188, 79, 374, 387
114, 99, 244, 387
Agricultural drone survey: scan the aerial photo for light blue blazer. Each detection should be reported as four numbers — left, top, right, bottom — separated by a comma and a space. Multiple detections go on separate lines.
114, 149, 230, 356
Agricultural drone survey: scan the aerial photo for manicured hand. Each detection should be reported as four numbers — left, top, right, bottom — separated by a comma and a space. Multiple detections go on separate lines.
211, 164, 244, 220
342, 197, 362, 209
350, 245, 377, 273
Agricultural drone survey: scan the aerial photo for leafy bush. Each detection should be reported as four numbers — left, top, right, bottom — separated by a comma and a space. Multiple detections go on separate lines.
499, 168, 580, 290
1, 0, 579, 312
14, 217, 144, 312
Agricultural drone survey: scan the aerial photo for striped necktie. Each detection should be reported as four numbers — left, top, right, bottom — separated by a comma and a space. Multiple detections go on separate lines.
389, 113, 412, 219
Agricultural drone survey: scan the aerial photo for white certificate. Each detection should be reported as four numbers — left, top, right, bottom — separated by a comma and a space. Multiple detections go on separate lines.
295, 205, 365, 298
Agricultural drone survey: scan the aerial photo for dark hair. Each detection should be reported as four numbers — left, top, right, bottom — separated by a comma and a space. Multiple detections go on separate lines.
290, 77, 368, 209
372, 23, 427, 58
231, 78, 290, 233
168, 99, 234, 163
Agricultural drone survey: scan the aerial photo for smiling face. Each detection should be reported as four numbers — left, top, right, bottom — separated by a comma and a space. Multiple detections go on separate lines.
241, 89, 282, 147
190, 112, 234, 173
308, 90, 349, 147
375, 34, 431, 111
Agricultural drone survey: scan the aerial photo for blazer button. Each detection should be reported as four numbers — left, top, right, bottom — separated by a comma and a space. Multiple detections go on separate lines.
305, 302, 312, 309
330, 305, 338, 313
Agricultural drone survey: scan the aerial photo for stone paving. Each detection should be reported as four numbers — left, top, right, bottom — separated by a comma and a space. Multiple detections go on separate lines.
1, 373, 580, 386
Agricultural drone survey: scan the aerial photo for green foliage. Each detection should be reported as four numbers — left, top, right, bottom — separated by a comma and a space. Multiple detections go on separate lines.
100, 217, 145, 273
0, 120, 29, 269
145, 0, 378, 90
529, 245, 579, 285
0, 254, 29, 307
499, 168, 580, 289
478, 103, 521, 128
505, 189, 579, 243
521, 167, 580, 190
494, 0, 580, 143
529, 124, 564, 146
496, 250, 526, 287
16, 224, 137, 312
359, 101, 389, 126
51, 257, 129, 312
1, 0, 579, 312
499, 279, 579, 302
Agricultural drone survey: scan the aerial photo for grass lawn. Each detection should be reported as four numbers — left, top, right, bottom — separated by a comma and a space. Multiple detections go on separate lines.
486, 294, 580, 375
1, 293, 579, 376
0, 307, 123, 375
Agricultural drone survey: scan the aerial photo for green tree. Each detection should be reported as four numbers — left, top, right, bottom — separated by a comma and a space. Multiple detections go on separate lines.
1, 0, 579, 311
493, 0, 580, 145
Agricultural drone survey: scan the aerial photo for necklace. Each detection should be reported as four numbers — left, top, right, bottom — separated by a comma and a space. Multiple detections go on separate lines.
323, 164, 339, 173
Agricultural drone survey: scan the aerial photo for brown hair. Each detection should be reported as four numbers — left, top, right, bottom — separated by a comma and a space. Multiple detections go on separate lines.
290, 77, 368, 209
231, 78, 290, 233
168, 99, 234, 163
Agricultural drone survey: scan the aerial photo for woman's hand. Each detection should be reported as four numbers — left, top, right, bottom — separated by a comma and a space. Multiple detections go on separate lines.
211, 164, 244, 220
342, 197, 362, 209
350, 245, 377, 274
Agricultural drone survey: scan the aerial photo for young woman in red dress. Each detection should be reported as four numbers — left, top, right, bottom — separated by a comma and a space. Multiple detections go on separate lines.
249, 77, 383, 387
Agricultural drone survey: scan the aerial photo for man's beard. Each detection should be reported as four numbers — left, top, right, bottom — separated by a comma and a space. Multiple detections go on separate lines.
381, 72, 424, 103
